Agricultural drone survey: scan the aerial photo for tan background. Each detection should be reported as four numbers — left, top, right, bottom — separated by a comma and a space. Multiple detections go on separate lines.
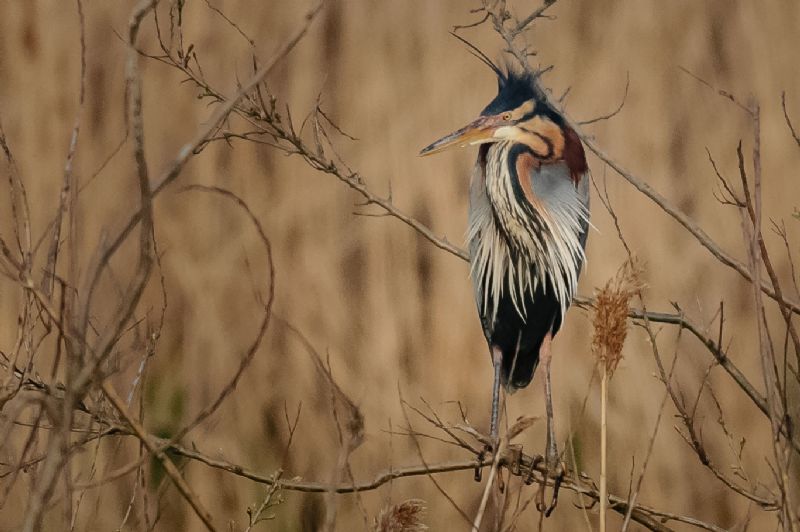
1, 1, 799, 530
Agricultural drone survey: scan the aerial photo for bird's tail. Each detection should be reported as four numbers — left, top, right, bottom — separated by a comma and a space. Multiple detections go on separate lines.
502, 349, 539, 393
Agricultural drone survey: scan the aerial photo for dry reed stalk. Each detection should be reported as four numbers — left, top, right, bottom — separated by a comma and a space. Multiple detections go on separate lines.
591, 259, 644, 532
600, 364, 608, 532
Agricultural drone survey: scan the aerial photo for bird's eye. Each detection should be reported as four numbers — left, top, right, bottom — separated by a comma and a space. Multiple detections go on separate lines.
502, 112, 512, 121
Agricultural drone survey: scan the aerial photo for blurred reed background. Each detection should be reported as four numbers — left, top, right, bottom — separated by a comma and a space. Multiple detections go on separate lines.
1, 1, 799, 530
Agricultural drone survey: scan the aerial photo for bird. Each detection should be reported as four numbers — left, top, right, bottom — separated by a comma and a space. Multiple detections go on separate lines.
419, 50, 590, 480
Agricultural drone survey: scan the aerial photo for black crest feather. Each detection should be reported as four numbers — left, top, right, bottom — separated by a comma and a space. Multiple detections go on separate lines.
450, 34, 547, 117
449, 32, 505, 83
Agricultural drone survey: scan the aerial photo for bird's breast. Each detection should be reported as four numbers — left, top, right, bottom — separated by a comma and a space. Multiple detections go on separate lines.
467, 142, 590, 326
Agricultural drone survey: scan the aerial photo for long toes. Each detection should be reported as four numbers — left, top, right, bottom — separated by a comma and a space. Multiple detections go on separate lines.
548, 460, 565, 479
544, 461, 566, 517
474, 449, 487, 482
474, 443, 496, 482
525, 454, 543, 485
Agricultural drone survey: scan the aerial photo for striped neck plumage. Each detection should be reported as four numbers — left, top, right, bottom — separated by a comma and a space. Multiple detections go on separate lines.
467, 141, 588, 324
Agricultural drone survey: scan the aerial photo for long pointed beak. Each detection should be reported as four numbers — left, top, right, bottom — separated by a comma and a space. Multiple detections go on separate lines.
419, 115, 500, 157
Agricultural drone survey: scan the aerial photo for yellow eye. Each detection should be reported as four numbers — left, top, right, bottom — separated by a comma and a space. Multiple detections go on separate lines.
502, 112, 512, 121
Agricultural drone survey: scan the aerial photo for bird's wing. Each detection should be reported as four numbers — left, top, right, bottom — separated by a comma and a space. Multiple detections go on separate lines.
525, 162, 590, 320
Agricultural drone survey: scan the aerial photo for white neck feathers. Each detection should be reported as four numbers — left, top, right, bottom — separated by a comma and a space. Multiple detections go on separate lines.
467, 142, 589, 325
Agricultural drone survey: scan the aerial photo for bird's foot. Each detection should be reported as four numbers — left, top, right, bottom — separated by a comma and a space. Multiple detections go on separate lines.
535, 456, 565, 517
523, 453, 543, 485
474, 439, 496, 482
474, 447, 486, 482
474, 424, 504, 481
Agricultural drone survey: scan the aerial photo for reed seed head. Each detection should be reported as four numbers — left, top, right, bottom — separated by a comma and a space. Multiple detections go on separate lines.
373, 499, 428, 532
591, 258, 644, 376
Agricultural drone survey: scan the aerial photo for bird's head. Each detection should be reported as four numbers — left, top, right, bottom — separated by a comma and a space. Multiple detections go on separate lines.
420, 69, 569, 163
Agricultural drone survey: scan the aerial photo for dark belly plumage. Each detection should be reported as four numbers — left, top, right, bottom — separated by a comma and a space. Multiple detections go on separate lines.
481, 277, 564, 391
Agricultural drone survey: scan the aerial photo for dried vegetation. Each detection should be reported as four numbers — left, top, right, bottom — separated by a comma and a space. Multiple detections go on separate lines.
0, 1, 799, 531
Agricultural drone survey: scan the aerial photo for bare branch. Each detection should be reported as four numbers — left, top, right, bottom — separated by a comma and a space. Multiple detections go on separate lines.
171, 185, 275, 442
782, 92, 800, 148
101, 381, 220, 532
43, 0, 86, 300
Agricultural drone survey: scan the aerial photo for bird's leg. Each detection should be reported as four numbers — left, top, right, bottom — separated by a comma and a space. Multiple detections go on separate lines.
542, 334, 557, 469
490, 345, 503, 444
476, 346, 504, 482
538, 331, 564, 516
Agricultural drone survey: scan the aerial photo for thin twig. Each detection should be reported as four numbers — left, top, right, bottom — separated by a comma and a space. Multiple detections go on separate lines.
621, 328, 683, 531
782, 92, 800, 148
579, 72, 629, 126
101, 382, 220, 532
171, 186, 275, 442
